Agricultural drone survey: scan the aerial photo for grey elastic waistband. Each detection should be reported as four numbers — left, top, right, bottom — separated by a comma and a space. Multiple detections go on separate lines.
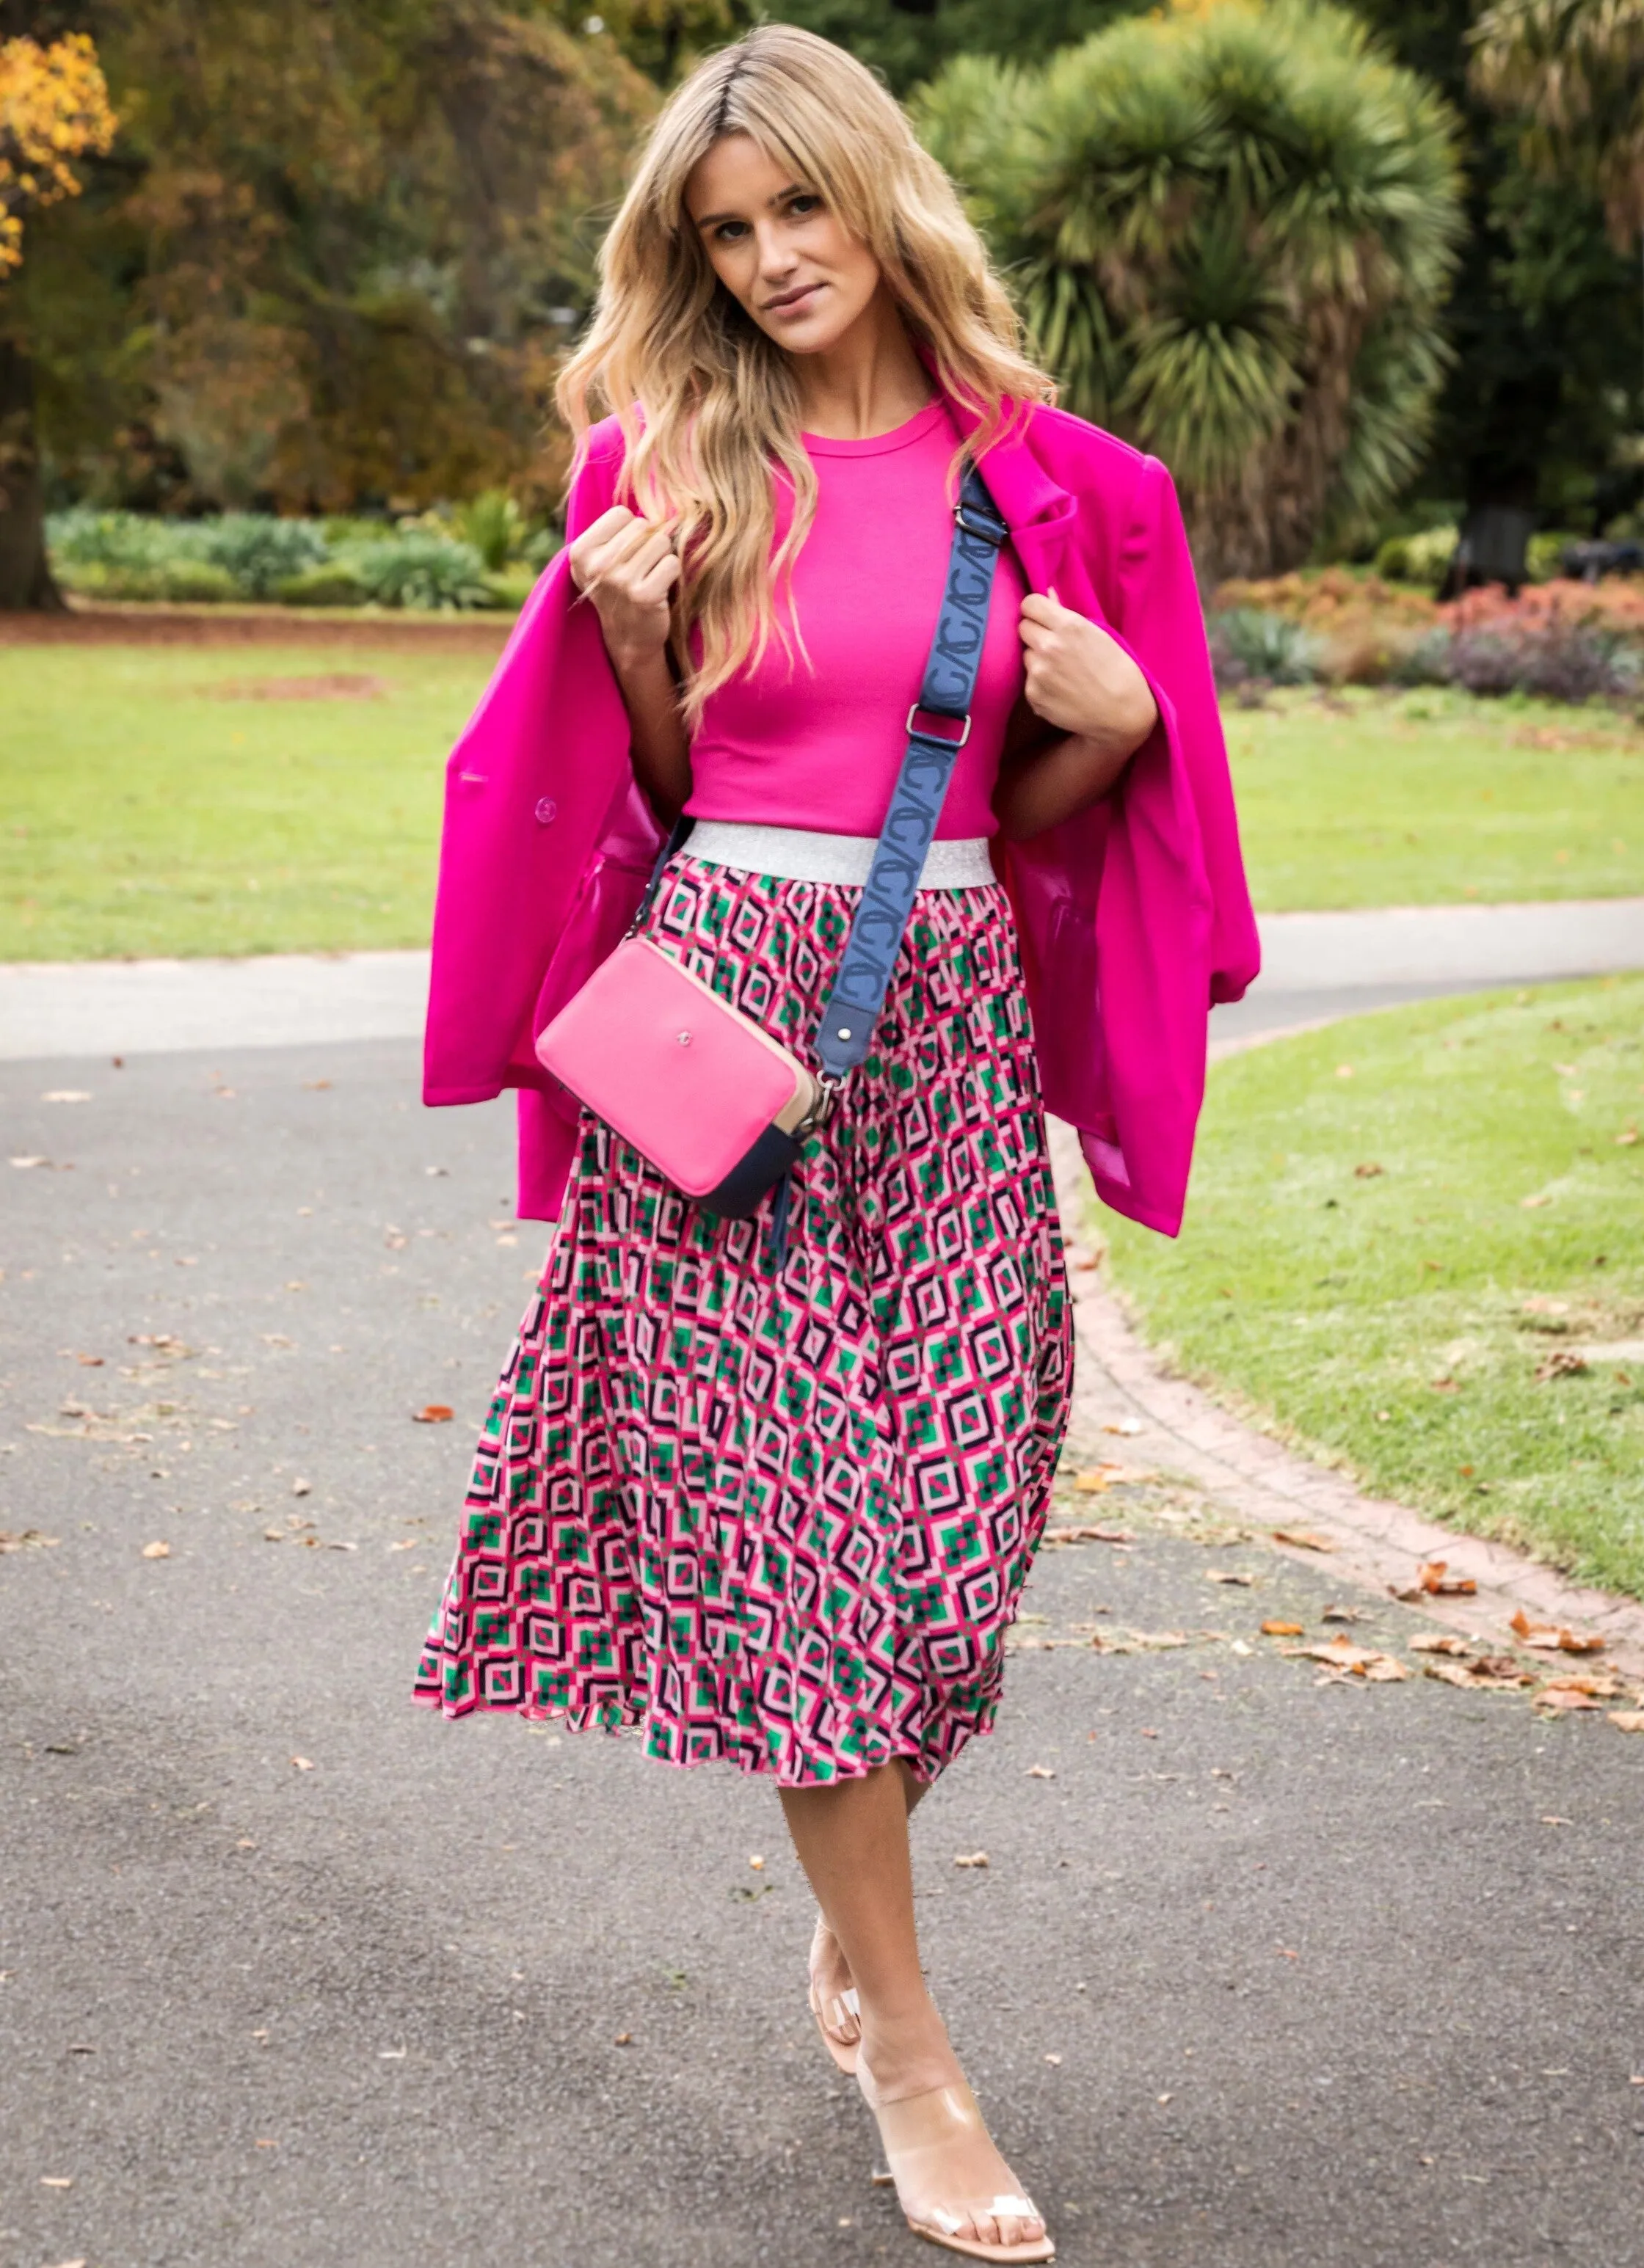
683, 819, 996, 890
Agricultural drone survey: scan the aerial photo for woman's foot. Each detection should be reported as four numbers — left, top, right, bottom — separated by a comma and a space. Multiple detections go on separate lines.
857, 2005, 1052, 2260
808, 1914, 862, 2071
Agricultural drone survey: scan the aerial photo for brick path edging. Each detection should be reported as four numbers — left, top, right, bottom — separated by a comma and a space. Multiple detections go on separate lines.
1048, 1119, 1644, 1682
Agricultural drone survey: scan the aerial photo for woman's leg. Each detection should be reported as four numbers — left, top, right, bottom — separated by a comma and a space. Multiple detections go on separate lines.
809, 1761, 925, 2044
782, 1763, 1047, 2250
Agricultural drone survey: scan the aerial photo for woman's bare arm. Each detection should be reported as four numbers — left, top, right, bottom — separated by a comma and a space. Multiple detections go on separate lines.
567, 506, 692, 824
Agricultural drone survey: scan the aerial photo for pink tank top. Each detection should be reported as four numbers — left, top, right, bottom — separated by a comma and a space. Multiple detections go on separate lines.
685, 400, 1026, 840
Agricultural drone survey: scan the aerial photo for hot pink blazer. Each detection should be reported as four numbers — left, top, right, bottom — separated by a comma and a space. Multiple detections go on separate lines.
423, 392, 1259, 1237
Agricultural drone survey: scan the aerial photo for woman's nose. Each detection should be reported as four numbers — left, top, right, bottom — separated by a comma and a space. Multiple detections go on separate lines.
754, 220, 797, 277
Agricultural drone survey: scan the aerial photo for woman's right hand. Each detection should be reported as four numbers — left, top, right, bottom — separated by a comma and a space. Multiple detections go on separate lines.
567, 506, 680, 675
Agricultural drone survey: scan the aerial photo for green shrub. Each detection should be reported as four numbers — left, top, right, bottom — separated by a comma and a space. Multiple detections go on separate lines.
199, 514, 327, 598
342, 530, 492, 610
59, 558, 241, 603
454, 489, 525, 572
1525, 531, 1573, 583
48, 508, 208, 575
480, 567, 537, 611
1372, 535, 1411, 580
274, 564, 371, 607
1210, 608, 1322, 686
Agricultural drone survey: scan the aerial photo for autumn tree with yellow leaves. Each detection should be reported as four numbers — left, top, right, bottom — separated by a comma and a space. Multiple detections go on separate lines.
1, 30, 114, 606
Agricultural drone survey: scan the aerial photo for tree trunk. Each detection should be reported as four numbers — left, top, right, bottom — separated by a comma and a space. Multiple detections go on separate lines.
0, 335, 67, 612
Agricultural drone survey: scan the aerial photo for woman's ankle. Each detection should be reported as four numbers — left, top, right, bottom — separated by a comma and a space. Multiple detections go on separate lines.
857, 1994, 963, 2103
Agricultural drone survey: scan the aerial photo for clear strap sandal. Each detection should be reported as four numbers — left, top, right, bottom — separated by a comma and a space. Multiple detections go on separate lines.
808, 1918, 862, 2074
859, 2065, 1054, 2262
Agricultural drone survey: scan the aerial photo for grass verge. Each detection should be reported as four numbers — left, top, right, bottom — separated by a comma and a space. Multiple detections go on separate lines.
3, 648, 1643, 961
1227, 685, 1643, 909
1096, 978, 1644, 1599
1, 643, 491, 960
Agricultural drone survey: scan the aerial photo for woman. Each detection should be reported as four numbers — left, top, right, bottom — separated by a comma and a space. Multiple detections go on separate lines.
416, 25, 1256, 2263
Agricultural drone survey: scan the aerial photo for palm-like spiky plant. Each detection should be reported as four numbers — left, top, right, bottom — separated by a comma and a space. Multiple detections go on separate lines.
916, 1, 1464, 580
1472, 0, 1644, 248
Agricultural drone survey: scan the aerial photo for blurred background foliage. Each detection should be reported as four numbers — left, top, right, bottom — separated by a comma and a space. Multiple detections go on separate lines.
1, 0, 1642, 592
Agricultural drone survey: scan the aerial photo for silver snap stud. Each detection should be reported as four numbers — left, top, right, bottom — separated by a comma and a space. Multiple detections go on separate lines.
677, 1030, 692, 1046
837, 1025, 852, 1040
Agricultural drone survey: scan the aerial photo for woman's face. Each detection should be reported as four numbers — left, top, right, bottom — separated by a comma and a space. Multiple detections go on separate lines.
685, 131, 883, 357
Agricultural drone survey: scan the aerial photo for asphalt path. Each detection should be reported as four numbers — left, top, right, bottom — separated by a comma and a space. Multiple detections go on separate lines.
4, 1040, 1643, 2268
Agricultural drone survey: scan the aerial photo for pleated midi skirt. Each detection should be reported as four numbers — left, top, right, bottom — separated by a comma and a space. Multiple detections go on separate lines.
412, 853, 1073, 1784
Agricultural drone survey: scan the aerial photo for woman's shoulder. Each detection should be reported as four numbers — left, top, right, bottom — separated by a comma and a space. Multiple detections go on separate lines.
1011, 398, 1168, 512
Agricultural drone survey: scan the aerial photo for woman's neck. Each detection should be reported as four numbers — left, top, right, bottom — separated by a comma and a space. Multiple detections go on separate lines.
791, 289, 934, 440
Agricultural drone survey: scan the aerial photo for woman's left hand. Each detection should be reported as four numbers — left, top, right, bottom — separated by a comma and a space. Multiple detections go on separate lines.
1019, 589, 1158, 755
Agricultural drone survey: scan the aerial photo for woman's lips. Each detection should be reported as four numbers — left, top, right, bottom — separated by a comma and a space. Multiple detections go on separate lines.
764, 282, 823, 319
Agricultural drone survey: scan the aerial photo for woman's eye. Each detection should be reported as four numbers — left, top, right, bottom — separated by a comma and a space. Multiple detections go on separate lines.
713, 219, 749, 243
788, 194, 821, 216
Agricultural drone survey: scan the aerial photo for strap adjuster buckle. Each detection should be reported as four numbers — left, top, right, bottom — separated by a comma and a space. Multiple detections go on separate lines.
906, 704, 972, 748
953, 497, 1008, 547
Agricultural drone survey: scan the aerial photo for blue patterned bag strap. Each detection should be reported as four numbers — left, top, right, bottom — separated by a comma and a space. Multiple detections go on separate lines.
814, 459, 1009, 1090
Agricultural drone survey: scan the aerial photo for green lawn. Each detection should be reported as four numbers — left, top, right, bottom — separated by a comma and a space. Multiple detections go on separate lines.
1227, 684, 1643, 909
4, 646, 1643, 962
1098, 979, 1644, 1598
1, 642, 492, 960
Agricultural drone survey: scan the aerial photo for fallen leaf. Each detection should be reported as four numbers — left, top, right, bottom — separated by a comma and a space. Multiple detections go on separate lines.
1320, 1604, 1367, 1623
953, 1851, 989, 1869
1102, 1415, 1145, 1436
1535, 1349, 1587, 1382
290, 1754, 316, 1771
1072, 1462, 1156, 1492
1206, 1569, 1254, 1586
1416, 1560, 1477, 1597
1423, 1660, 1530, 1691
412, 1404, 455, 1424
1509, 1608, 1604, 1654
1271, 1528, 1335, 1553
1521, 1193, 1553, 1209
1279, 1634, 1408, 1681
1410, 1634, 1470, 1655
1044, 2052, 1062, 2065
140, 1539, 171, 1560
1124, 1630, 1190, 1649
0, 1529, 60, 1553
40, 2176, 73, 2187
291, 1478, 312, 1496
1608, 1710, 1644, 1732
1261, 1619, 1305, 1637
1025, 1764, 1056, 1780
42, 1090, 90, 1104
1042, 1523, 1133, 1545
748, 1854, 765, 1869
1353, 1161, 1383, 1178
1535, 1684, 1604, 1712
389, 1538, 417, 1552
614, 2032, 633, 2046
1615, 1128, 1639, 1146
10, 1154, 50, 1168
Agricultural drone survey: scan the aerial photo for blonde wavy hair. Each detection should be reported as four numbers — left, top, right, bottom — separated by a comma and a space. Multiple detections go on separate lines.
556, 23, 1054, 723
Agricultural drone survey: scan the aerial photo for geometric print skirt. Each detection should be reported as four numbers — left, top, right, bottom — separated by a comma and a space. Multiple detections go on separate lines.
412, 853, 1073, 1786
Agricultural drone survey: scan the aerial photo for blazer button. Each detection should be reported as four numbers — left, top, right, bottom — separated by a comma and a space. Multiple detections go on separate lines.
534, 796, 558, 825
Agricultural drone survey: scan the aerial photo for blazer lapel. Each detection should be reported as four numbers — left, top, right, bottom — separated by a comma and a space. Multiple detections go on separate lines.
941, 391, 1077, 597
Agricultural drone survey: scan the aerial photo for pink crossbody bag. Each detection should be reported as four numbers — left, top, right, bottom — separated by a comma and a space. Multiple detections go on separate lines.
534, 462, 1010, 1264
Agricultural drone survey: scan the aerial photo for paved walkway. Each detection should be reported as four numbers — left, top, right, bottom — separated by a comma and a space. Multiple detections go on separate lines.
4, 896, 1643, 1058
3, 1040, 1640, 2268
